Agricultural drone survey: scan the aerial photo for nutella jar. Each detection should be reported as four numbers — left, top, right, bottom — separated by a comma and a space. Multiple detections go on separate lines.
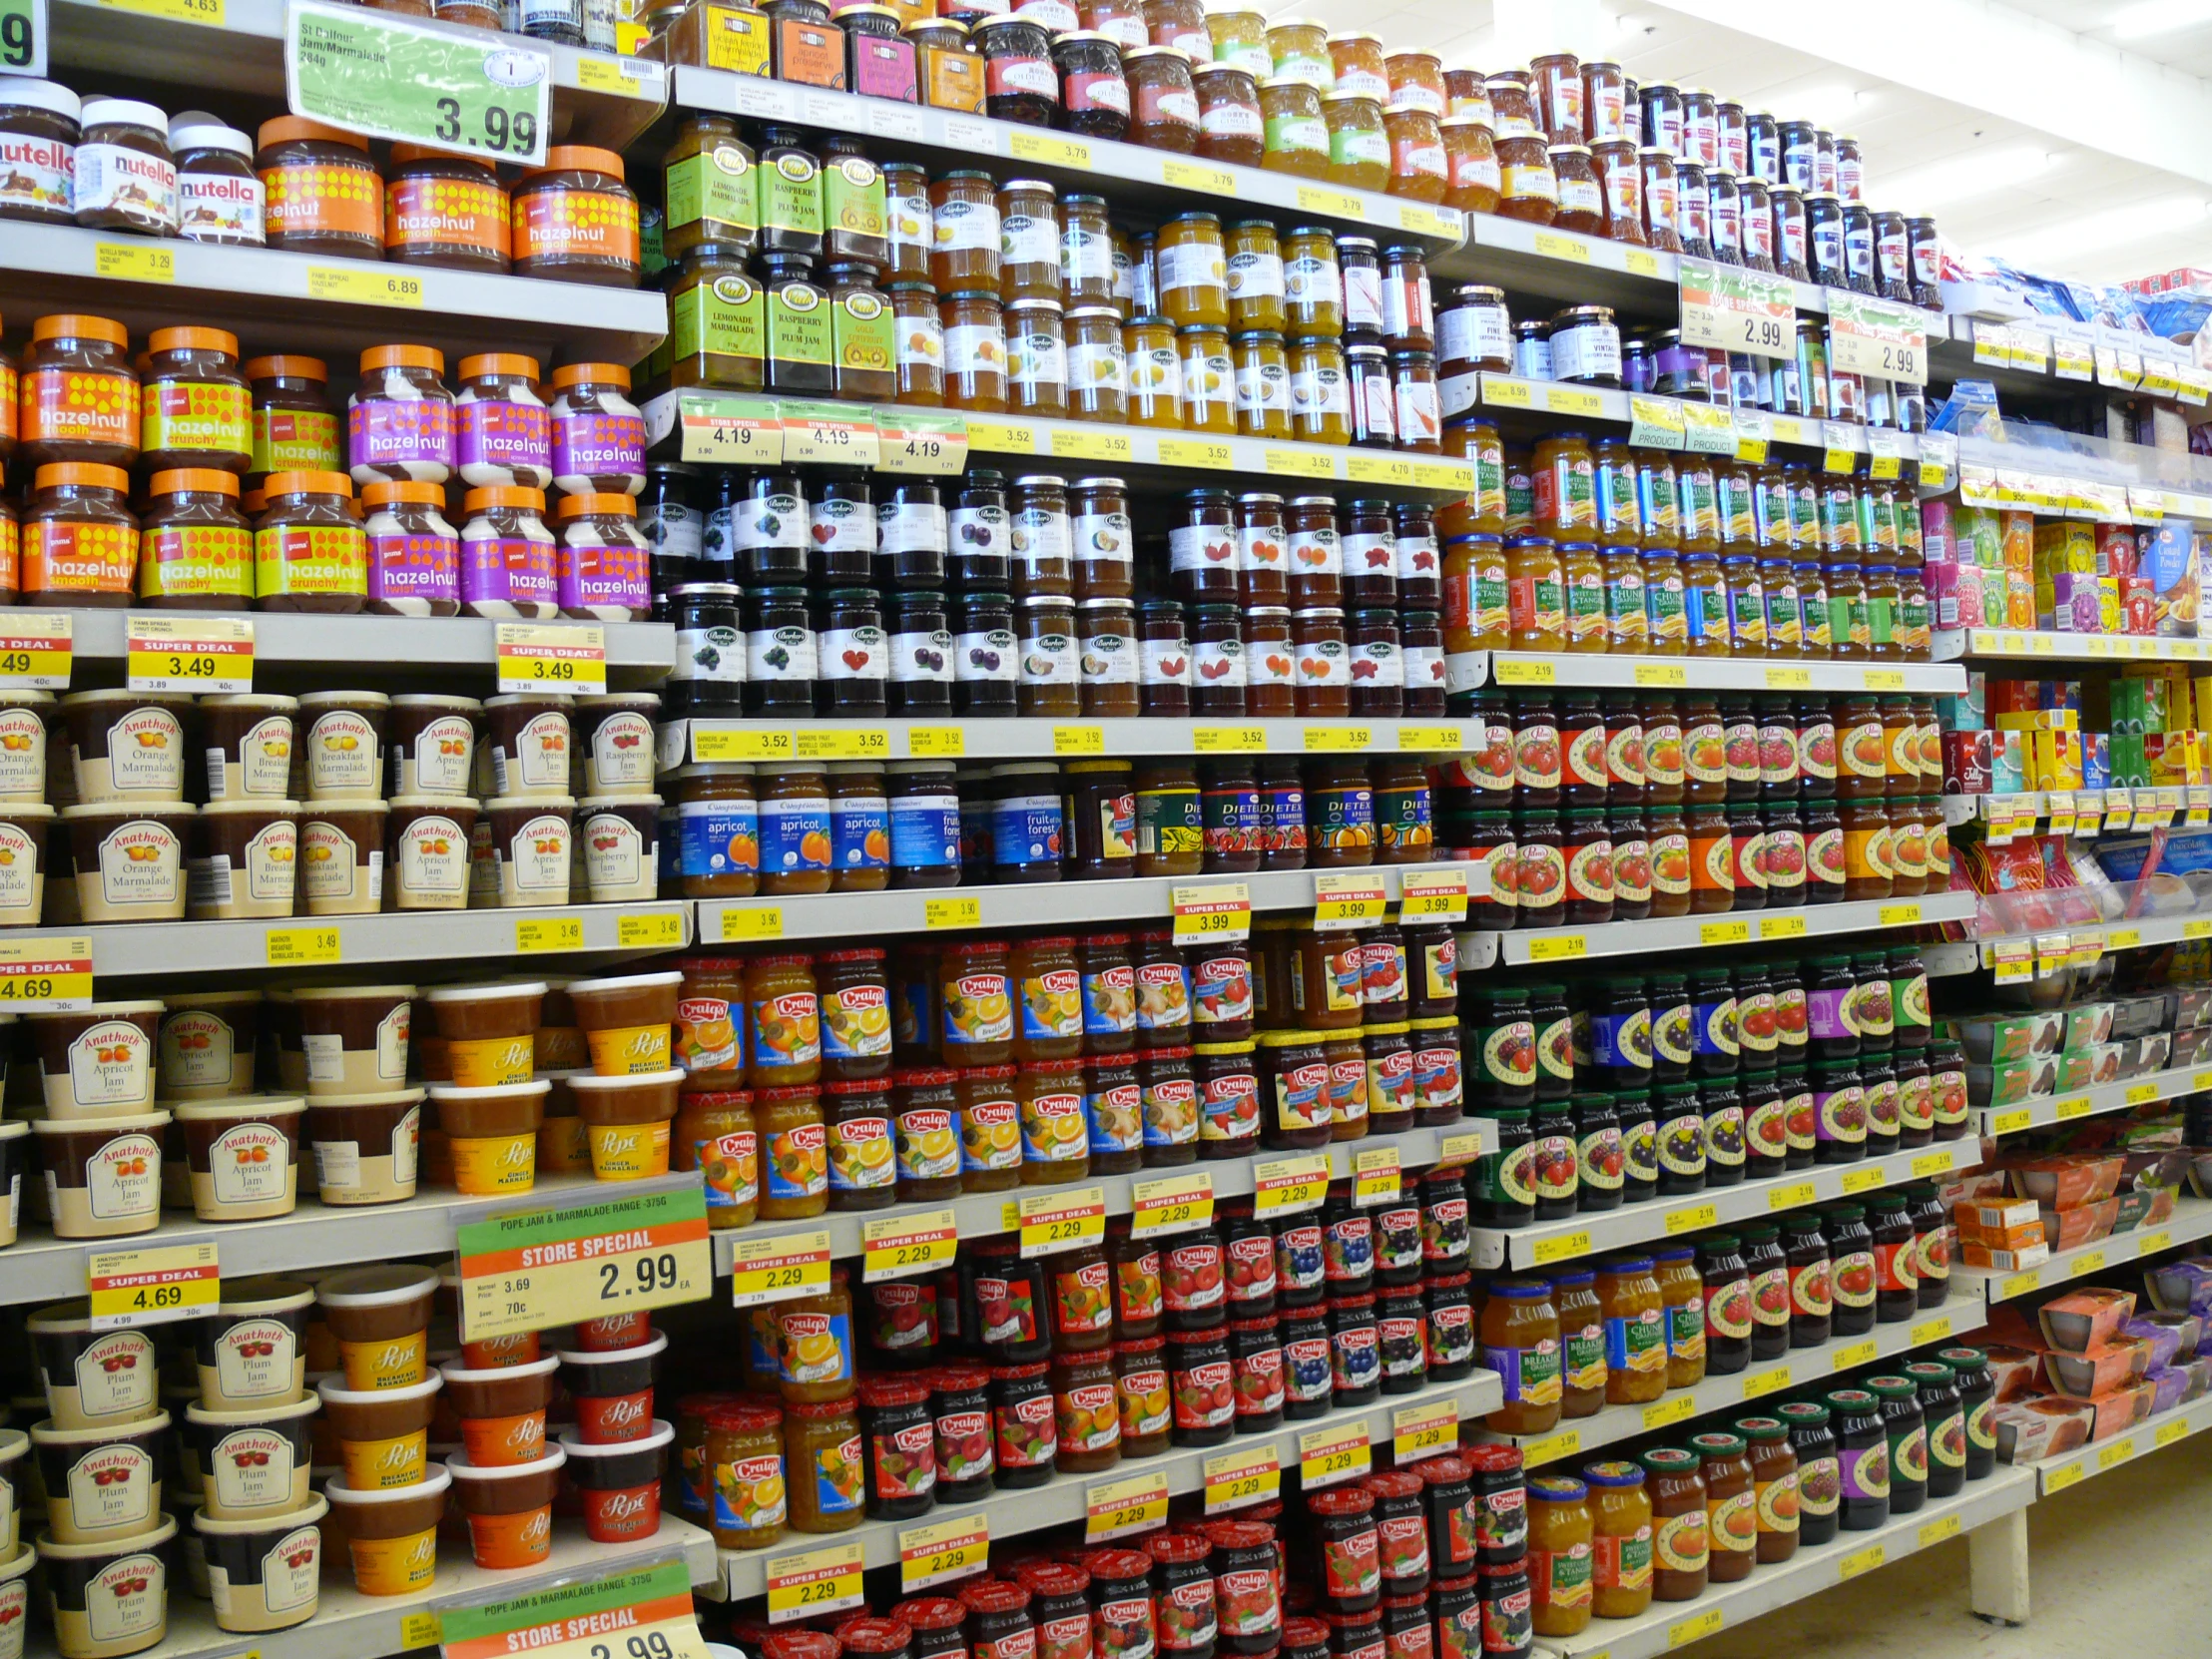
349, 345, 454, 486
174, 122, 265, 246
385, 145, 510, 271
24, 463, 137, 607
362, 481, 461, 617
555, 495, 652, 622
139, 469, 254, 609
513, 148, 642, 286
255, 470, 367, 614
0, 80, 79, 226
455, 353, 552, 490
256, 117, 382, 258
550, 363, 647, 496
460, 487, 559, 619
77, 97, 177, 235
247, 356, 340, 485
141, 325, 251, 475
21, 313, 139, 470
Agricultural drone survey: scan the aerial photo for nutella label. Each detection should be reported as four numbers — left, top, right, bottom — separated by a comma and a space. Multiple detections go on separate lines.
79, 1132, 161, 1222
498, 812, 570, 893
77, 141, 178, 231
588, 711, 654, 789
208, 1121, 291, 1207
161, 1008, 241, 1092
582, 808, 647, 890
103, 708, 186, 796
67, 1017, 153, 1110
207, 1423, 297, 1511
0, 819, 36, 917
66, 1440, 156, 1532
181, 168, 267, 244
0, 131, 72, 220
212, 1318, 299, 1402
70, 1330, 155, 1420
395, 809, 469, 899
301, 819, 369, 901
401, 715, 474, 796
306, 709, 380, 797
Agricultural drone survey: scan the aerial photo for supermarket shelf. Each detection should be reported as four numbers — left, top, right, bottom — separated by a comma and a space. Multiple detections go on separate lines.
1976, 1061, 2212, 1139
1475, 892, 1976, 969
1964, 909, 2212, 972
1952, 629, 2212, 665
1953, 1198, 2212, 1306
707, 1122, 1490, 1277
0, 223, 668, 365
1466, 374, 1929, 465
1472, 1137, 1981, 1272
694, 861, 1481, 945
1478, 651, 1967, 695
0, 1173, 702, 1308
1480, 1295, 1985, 1471
657, 717, 1481, 769
640, 389, 1475, 503
1434, 216, 1829, 319
703, 1367, 1503, 1600
48, 0, 669, 152
1928, 314, 2210, 406
1921, 941, 1981, 978
91, 1520, 716, 1659
669, 67, 1465, 255
2027, 1390, 2212, 1497
1530, 1464, 2039, 1659
89, 902, 694, 979
54, 610, 676, 681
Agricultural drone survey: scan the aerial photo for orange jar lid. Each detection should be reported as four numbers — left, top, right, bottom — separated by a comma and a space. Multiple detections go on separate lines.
532, 146, 624, 182
265, 470, 354, 499
463, 486, 548, 512
258, 116, 370, 152
149, 325, 239, 357
458, 352, 542, 382
555, 494, 636, 519
360, 343, 444, 374
551, 361, 631, 391
34, 463, 131, 491
149, 468, 241, 496
389, 141, 498, 169
244, 354, 328, 382
361, 481, 446, 508
32, 313, 127, 347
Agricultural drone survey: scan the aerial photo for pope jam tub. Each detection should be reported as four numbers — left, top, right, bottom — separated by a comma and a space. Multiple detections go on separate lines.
29, 1412, 170, 1543
156, 991, 263, 1100
315, 1265, 438, 1391
305, 1086, 423, 1205
181, 1395, 315, 1518
171, 1096, 305, 1222
317, 1374, 441, 1490
536, 981, 590, 1070
199, 694, 297, 802
564, 969, 682, 1075
295, 691, 389, 801
30, 1002, 163, 1118
437, 1355, 559, 1466
63, 803, 195, 922
445, 1443, 565, 1569
291, 984, 412, 1095
35, 1113, 170, 1239
194, 1491, 325, 1633
386, 695, 481, 797
0, 801, 54, 924
567, 1068, 684, 1179
555, 1330, 666, 1443
323, 1464, 449, 1597
537, 1070, 593, 1175
36, 1511, 177, 1659
26, 1303, 158, 1428
193, 1278, 312, 1408
426, 1078, 547, 1194
558, 1417, 671, 1542
425, 980, 546, 1086
60, 689, 194, 804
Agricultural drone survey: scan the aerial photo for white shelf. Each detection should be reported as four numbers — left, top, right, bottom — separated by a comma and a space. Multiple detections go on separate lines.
1965, 909, 2212, 971
81, 1519, 716, 1659
0, 1173, 702, 1309
1476, 653, 1968, 694
53, 611, 675, 678
1481, 1296, 1986, 1472
0, 224, 667, 364
1977, 1061, 2212, 1139
1473, 1137, 1982, 1272
707, 1121, 1490, 1277
669, 66, 1464, 255
1530, 1465, 2039, 1658
702, 1367, 1502, 1600
88, 902, 692, 979
2029, 1390, 2212, 1497
658, 717, 1479, 769
1476, 892, 1977, 969
1953, 1198, 2212, 1307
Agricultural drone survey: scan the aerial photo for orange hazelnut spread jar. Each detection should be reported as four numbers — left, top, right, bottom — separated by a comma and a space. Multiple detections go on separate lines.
21, 313, 140, 470
257, 117, 384, 259
513, 147, 642, 287
386, 145, 512, 273
140, 468, 253, 608
24, 462, 135, 605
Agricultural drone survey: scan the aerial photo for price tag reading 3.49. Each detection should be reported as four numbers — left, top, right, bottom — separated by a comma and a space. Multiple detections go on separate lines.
454, 1186, 711, 1341
126, 613, 252, 694
286, 0, 552, 165
497, 622, 607, 694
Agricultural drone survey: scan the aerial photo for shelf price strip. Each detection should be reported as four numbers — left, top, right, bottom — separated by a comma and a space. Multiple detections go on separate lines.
0, 613, 70, 690
0, 934, 92, 1010
862, 1208, 958, 1282
1017, 1184, 1106, 1257
440, 1560, 707, 1659
728, 1228, 831, 1308
1391, 1397, 1458, 1460
1252, 1153, 1330, 1217
1086, 1470, 1170, 1542
454, 1186, 712, 1341
900, 1514, 989, 1592
86, 1240, 219, 1330
1298, 1420, 1372, 1489
1131, 1170, 1214, 1239
766, 1542, 864, 1625
497, 622, 607, 694
1202, 1442, 1280, 1513
126, 613, 252, 694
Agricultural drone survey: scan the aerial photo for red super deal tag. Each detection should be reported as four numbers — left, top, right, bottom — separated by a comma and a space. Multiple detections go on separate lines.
1203, 1442, 1280, 1513
126, 613, 251, 693
728, 1228, 830, 1308
0, 934, 93, 1010
900, 1514, 988, 1592
1173, 881, 1251, 944
1314, 870, 1386, 931
766, 1541, 864, 1624
496, 622, 606, 694
0, 612, 73, 690
440, 1561, 706, 1659
1018, 1185, 1106, 1257
86, 1240, 220, 1330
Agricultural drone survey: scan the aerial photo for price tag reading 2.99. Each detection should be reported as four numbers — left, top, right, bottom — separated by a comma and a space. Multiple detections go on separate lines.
454, 1187, 712, 1341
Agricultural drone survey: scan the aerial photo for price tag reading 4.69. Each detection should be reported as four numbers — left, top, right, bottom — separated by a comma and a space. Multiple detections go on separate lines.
455, 1186, 711, 1341
286, 0, 551, 166
0, 933, 92, 1010
126, 613, 252, 694
86, 1240, 219, 1330
440, 1560, 707, 1659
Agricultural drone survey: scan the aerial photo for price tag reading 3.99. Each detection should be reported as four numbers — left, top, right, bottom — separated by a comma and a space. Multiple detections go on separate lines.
285, 0, 552, 166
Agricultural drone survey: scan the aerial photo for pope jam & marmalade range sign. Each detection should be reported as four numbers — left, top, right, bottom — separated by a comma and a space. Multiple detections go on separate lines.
454, 1187, 711, 1340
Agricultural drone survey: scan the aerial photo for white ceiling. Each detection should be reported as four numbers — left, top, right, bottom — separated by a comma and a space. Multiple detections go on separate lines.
1281, 0, 2212, 291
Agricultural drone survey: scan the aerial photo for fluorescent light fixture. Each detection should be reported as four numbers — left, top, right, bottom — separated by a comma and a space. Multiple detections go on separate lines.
2110, 0, 2212, 39
1887, 145, 2055, 213
1986, 195, 2212, 265
1777, 83, 1873, 127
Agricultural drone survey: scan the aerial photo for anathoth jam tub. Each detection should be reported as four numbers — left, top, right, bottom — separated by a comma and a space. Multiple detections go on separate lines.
180, 1395, 315, 1518
290, 985, 412, 1095
192, 1278, 312, 1408
30, 1002, 162, 1118
28, 1412, 170, 1544
36, 1511, 178, 1659
26, 1303, 159, 1429
193, 1492, 325, 1633
172, 1095, 305, 1221
304, 1087, 423, 1205
34, 1112, 170, 1239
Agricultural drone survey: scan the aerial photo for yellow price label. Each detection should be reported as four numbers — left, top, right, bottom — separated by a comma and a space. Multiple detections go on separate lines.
2044, 1461, 2085, 1493
1157, 436, 1236, 470
965, 419, 1039, 454
306, 265, 424, 306
1668, 1608, 1724, 1649
765, 1542, 864, 1625
1545, 386, 1605, 417
1264, 447, 1339, 480
401, 1612, 443, 1649
1912, 1149, 1955, 1178
1864, 670, 1907, 690
899, 1515, 989, 1592
1399, 867, 1469, 922
2074, 1250, 2108, 1277
1530, 1230, 1592, 1267
126, 612, 253, 693
2000, 1270, 2042, 1302
266, 925, 340, 966
1879, 902, 1924, 926
0, 614, 74, 690
729, 1229, 831, 1307
2098, 1438, 2136, 1470
1642, 1393, 1697, 1430
1990, 1108, 2032, 1135
1769, 1181, 1818, 1211
517, 916, 584, 954
1390, 1397, 1458, 1460
1532, 232, 1591, 263
1162, 159, 1236, 194
1918, 1513, 1962, 1548
796, 728, 891, 760
1018, 1185, 1106, 1256
1297, 1421, 1372, 1488
1194, 725, 1269, 754
1666, 1203, 1719, 1235
2156, 1418, 2191, 1447
1493, 657, 1556, 685
1054, 724, 1105, 756
1294, 186, 1365, 218
1766, 667, 1814, 689
1303, 724, 1376, 753
1911, 1315, 1954, 1347
1086, 1471, 1171, 1542
1353, 1145, 1401, 1207
1634, 663, 1689, 687
96, 242, 176, 281
1395, 203, 1459, 238
1526, 933, 1588, 961
1626, 249, 1663, 276
2127, 1083, 2159, 1106
618, 911, 685, 949
1203, 1444, 1282, 1513
1438, 1132, 1483, 1166
1313, 871, 1386, 930
86, 1241, 220, 1329
1481, 376, 1536, 409
1522, 1428, 1582, 1466
1131, 1171, 1214, 1239
1008, 130, 1091, 168
924, 895, 982, 930
2136, 1230, 2171, 1255
1841, 1166, 1886, 1195
494, 622, 605, 695
721, 905, 786, 942
1743, 1365, 1794, 1399
1397, 724, 1465, 751
1839, 1543, 1887, 1581
696, 728, 795, 762
1050, 427, 1134, 463
1762, 914, 1809, 939
1700, 919, 1751, 945
1831, 1339, 1879, 1371
861, 1210, 957, 1283
1172, 881, 1252, 943
1253, 1153, 1331, 1216
2054, 1096, 2093, 1120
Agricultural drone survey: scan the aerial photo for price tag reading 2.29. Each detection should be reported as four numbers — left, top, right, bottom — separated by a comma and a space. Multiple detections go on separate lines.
454, 1186, 712, 1341
285, 0, 551, 167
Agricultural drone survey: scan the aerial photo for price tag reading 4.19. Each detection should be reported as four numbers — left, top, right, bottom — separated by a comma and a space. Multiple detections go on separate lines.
440, 1561, 707, 1659
286, 0, 551, 166
497, 622, 607, 694
454, 1187, 711, 1341
126, 613, 252, 694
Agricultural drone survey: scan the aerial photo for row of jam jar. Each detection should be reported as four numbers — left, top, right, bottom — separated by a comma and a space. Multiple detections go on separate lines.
1443, 691, 1951, 810
0, 93, 642, 284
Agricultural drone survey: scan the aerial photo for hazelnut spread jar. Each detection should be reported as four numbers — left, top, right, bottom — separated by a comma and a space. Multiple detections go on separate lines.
247, 355, 340, 482
77, 97, 177, 235
25, 463, 137, 605
141, 326, 251, 475
513, 147, 642, 286
386, 144, 510, 271
0, 79, 79, 226
349, 345, 454, 486
257, 117, 383, 258
363, 480, 460, 617
140, 469, 253, 608
22, 312, 140, 470
257, 470, 368, 613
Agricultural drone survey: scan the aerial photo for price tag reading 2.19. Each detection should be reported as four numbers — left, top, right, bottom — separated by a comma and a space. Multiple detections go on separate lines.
454, 1186, 712, 1341
285, 0, 551, 167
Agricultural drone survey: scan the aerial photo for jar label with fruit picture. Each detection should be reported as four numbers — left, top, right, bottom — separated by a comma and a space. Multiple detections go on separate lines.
810, 1427, 864, 1516
1199, 1066, 1259, 1144
64, 1439, 155, 1532
208, 1121, 290, 1207
1086, 1079, 1142, 1154
1323, 1522, 1381, 1598
1022, 1087, 1087, 1165
997, 1389, 1058, 1470
962, 1092, 1022, 1172
778, 1310, 851, 1385
764, 1120, 827, 1201
937, 1404, 995, 1486
829, 1110, 894, 1193
871, 1415, 936, 1504
1141, 1072, 1197, 1148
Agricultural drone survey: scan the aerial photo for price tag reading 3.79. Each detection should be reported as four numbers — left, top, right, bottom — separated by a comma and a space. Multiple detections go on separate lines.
286, 0, 551, 166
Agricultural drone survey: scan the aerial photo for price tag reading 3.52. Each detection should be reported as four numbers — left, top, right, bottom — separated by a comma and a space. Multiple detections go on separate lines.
286, 0, 552, 165
454, 1187, 711, 1341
